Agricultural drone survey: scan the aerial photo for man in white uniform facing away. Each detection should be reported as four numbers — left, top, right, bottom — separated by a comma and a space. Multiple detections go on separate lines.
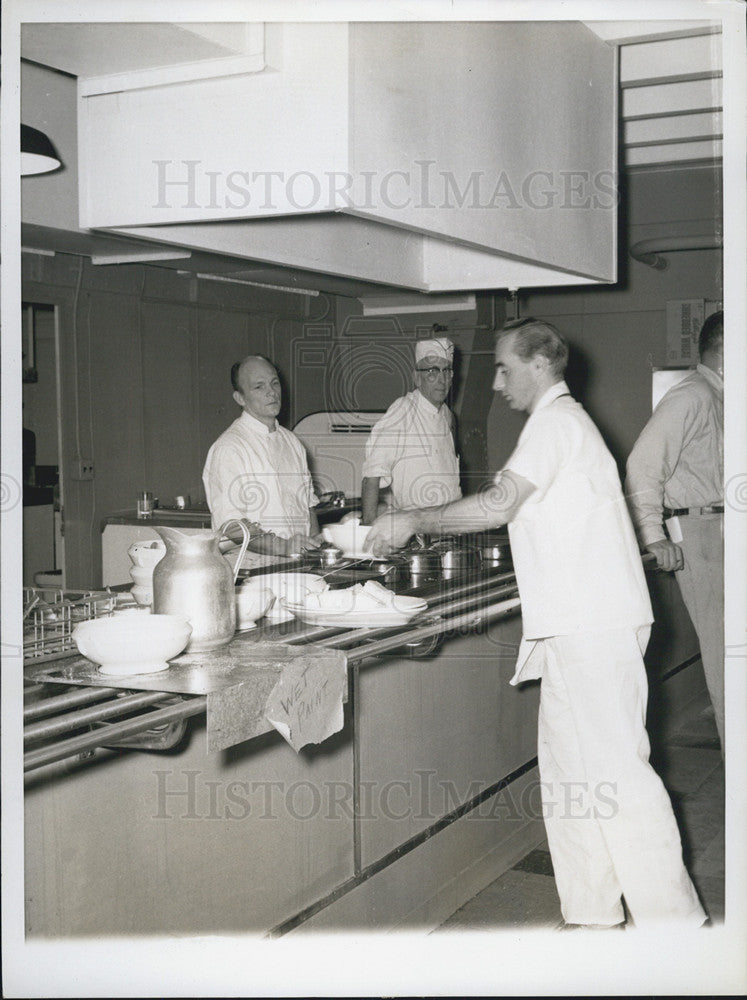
360, 337, 462, 525
203, 355, 322, 557
366, 318, 706, 930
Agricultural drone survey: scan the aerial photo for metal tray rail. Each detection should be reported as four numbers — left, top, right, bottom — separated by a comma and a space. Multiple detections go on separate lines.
23, 690, 206, 772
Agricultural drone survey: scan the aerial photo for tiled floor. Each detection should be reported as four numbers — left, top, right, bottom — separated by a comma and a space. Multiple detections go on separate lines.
435, 698, 724, 931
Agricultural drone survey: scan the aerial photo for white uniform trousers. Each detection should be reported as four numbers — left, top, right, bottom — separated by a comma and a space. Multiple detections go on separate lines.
536, 627, 706, 928
675, 513, 724, 753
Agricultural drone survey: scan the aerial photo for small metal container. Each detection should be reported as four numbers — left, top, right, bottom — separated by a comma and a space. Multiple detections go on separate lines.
316, 543, 345, 568
478, 540, 512, 569
319, 491, 347, 508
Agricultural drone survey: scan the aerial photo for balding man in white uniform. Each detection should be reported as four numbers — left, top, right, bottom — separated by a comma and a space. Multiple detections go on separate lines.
360, 337, 462, 525
203, 355, 322, 557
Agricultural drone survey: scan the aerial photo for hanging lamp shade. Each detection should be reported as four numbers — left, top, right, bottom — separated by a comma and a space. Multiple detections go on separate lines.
21, 124, 62, 176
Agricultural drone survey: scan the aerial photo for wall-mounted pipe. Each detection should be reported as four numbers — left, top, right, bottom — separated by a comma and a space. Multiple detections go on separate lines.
629, 235, 723, 270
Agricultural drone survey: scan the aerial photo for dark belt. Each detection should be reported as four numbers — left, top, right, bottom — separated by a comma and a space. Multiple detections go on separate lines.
664, 505, 724, 517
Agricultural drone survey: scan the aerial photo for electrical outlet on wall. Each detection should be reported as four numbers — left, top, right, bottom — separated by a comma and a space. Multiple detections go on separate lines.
73, 458, 95, 481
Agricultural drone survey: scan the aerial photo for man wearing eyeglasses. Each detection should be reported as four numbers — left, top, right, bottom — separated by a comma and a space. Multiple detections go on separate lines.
360, 337, 462, 525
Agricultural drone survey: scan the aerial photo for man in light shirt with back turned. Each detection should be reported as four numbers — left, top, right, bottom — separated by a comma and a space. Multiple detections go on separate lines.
360, 337, 462, 525
203, 355, 322, 557
625, 310, 724, 754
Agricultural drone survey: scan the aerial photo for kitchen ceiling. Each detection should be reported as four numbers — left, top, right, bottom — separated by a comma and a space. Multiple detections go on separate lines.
20, 18, 723, 299
586, 20, 723, 168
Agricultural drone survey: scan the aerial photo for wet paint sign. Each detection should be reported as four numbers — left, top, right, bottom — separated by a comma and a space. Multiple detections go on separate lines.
264, 652, 347, 751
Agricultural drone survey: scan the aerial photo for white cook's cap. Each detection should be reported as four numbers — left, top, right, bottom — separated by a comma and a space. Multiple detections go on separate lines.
414, 337, 454, 363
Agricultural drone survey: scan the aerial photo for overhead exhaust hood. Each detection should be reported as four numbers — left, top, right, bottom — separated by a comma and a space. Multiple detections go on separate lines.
40, 20, 619, 293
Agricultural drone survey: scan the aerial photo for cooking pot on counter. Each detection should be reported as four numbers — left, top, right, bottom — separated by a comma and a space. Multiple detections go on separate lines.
397, 537, 442, 584
474, 530, 513, 569
428, 537, 480, 575
397, 535, 480, 581
302, 544, 409, 586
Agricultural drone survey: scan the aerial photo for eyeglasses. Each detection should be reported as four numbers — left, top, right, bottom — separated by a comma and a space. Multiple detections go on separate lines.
416, 366, 453, 381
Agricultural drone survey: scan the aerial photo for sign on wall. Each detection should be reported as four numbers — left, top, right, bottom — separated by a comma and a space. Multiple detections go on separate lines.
665, 299, 705, 365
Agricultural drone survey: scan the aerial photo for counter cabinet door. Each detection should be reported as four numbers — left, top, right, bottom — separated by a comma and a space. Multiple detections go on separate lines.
355, 614, 537, 869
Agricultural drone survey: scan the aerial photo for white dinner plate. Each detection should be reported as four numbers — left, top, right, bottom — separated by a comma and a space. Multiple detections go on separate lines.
251, 572, 328, 621
284, 594, 427, 629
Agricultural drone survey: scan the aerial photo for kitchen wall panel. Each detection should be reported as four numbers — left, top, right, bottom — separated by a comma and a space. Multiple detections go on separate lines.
21, 256, 326, 588
195, 307, 260, 495
521, 163, 722, 472
83, 289, 150, 584
141, 300, 197, 503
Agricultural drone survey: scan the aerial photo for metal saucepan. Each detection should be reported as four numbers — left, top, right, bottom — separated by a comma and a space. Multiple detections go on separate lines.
397, 537, 442, 583
428, 537, 480, 573
474, 530, 513, 568
314, 543, 345, 568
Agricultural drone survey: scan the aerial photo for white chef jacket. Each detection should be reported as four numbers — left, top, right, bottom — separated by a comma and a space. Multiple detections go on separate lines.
361, 390, 462, 509
202, 410, 318, 537
500, 381, 653, 682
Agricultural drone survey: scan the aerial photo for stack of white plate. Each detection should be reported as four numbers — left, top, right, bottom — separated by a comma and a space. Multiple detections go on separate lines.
285, 581, 427, 628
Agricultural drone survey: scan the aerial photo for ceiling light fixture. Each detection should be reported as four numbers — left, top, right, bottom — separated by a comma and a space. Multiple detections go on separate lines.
21, 124, 62, 176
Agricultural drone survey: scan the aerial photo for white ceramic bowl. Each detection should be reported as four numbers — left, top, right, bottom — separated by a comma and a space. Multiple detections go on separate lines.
322, 517, 375, 558
128, 540, 166, 569
235, 583, 275, 630
250, 572, 329, 622
73, 614, 192, 675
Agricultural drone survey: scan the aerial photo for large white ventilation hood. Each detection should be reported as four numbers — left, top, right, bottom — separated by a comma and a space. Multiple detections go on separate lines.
37, 20, 620, 294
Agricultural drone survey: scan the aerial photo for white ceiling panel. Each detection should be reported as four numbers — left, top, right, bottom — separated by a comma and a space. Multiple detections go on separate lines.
624, 111, 722, 146
625, 139, 722, 167
584, 20, 718, 44
622, 77, 722, 119
620, 33, 722, 86
20, 22, 251, 78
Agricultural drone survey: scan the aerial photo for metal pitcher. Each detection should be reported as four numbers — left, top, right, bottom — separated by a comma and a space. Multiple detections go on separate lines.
152, 519, 251, 652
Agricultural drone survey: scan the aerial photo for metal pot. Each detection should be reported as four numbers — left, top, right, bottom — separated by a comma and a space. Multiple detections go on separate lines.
398, 542, 441, 584
315, 543, 345, 568
429, 538, 479, 573
401, 548, 442, 575
478, 538, 512, 568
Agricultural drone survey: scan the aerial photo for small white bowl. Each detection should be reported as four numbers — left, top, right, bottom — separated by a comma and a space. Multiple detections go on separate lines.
322, 517, 375, 559
235, 583, 275, 630
73, 614, 192, 675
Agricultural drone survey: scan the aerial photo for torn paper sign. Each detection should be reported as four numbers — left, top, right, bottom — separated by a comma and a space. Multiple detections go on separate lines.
264, 651, 347, 751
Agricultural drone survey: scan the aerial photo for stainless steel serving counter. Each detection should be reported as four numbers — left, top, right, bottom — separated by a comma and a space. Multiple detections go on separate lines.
23, 567, 520, 774
23, 551, 704, 938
